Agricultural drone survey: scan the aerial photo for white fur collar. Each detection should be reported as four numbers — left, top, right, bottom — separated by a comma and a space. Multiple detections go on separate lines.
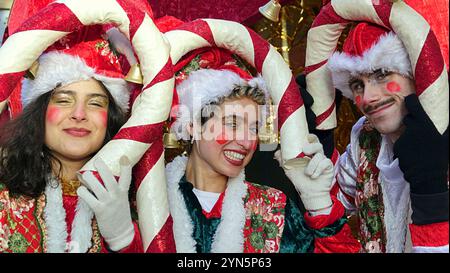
376, 137, 411, 253
166, 156, 248, 253
44, 176, 94, 253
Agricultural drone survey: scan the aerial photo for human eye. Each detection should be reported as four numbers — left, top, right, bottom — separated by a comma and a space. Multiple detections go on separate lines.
51, 93, 73, 105
374, 69, 391, 81
349, 79, 364, 94
88, 97, 109, 108
249, 126, 258, 135
224, 116, 238, 128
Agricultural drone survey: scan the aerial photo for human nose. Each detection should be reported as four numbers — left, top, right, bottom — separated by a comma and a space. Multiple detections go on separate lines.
70, 102, 87, 121
234, 128, 258, 150
362, 81, 382, 104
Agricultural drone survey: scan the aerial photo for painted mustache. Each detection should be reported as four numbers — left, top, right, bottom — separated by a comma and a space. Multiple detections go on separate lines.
363, 97, 396, 113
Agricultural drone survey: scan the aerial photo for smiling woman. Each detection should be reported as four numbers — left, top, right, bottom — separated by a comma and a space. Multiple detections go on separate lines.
163, 33, 360, 252
45, 79, 110, 164
0, 37, 144, 253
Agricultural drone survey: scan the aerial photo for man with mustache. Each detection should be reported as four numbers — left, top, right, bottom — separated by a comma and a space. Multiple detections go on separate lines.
326, 22, 449, 253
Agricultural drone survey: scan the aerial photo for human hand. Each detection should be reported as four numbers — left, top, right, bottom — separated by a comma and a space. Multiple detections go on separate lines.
77, 156, 134, 251
275, 134, 334, 211
393, 94, 448, 195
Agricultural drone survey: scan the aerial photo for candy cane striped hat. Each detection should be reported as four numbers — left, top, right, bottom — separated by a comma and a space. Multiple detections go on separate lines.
327, 22, 412, 99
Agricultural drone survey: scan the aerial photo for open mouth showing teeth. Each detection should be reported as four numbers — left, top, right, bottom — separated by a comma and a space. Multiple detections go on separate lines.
224, 151, 245, 161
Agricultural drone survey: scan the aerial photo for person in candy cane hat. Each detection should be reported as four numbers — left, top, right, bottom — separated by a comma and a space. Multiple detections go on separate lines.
326, 22, 449, 253
0, 23, 144, 252
158, 16, 360, 253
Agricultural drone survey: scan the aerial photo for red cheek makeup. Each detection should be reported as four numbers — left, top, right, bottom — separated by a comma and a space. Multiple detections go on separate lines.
386, 81, 401, 93
99, 110, 108, 127
250, 140, 258, 151
355, 95, 362, 107
46, 106, 60, 124
215, 131, 229, 145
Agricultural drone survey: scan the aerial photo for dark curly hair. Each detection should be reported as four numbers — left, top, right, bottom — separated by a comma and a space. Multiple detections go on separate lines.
0, 84, 127, 198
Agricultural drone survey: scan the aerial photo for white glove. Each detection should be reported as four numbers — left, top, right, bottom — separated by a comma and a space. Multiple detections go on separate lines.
77, 156, 135, 251
275, 134, 334, 212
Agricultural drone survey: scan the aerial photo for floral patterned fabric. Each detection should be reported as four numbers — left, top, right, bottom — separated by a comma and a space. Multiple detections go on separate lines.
355, 120, 387, 253
179, 177, 349, 253
0, 183, 45, 253
243, 183, 287, 253
0, 183, 104, 253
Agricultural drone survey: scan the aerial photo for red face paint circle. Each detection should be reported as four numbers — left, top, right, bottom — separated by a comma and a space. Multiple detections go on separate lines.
215, 131, 229, 145
386, 81, 401, 93
99, 110, 108, 128
46, 106, 60, 124
355, 95, 362, 107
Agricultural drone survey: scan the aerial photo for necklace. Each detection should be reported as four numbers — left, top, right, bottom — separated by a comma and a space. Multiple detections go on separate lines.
60, 178, 81, 196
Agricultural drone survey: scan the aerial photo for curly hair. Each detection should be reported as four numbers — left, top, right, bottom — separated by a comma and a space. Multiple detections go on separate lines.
0, 84, 127, 198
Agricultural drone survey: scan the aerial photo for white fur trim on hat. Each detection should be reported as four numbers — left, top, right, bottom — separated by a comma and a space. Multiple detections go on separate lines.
21, 52, 131, 111
327, 32, 412, 99
171, 69, 269, 140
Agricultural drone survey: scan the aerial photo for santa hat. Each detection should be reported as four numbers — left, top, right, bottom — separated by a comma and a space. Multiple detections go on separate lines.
21, 38, 131, 111
327, 22, 412, 99
170, 47, 269, 140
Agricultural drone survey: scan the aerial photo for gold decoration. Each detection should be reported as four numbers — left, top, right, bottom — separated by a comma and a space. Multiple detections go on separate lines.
25, 60, 39, 80
258, 98, 279, 149
0, 0, 13, 10
259, 0, 282, 22
60, 178, 81, 196
164, 132, 181, 149
163, 121, 181, 149
125, 63, 143, 84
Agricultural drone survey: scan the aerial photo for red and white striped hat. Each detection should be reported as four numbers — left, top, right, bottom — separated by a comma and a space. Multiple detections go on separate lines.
327, 22, 412, 100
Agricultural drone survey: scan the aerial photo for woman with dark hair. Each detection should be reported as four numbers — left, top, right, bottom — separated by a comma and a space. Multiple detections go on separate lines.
0, 38, 143, 253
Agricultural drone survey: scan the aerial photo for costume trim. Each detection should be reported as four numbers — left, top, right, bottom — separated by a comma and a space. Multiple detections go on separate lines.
44, 176, 94, 253
409, 222, 449, 247
21, 52, 130, 111
166, 155, 247, 253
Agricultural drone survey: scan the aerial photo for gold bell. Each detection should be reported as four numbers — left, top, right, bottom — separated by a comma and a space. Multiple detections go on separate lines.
125, 63, 143, 84
259, 0, 281, 22
164, 132, 181, 149
258, 101, 279, 151
25, 60, 39, 80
